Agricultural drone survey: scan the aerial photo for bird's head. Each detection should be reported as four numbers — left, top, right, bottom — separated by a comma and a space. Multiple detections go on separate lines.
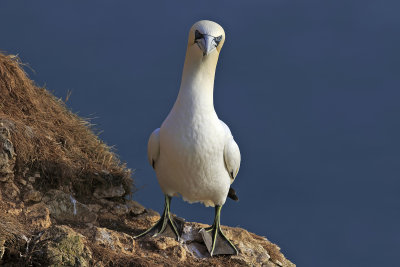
187, 20, 225, 59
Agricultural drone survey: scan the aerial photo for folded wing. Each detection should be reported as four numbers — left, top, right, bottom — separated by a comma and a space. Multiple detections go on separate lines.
224, 136, 241, 183
147, 128, 160, 169
220, 120, 241, 183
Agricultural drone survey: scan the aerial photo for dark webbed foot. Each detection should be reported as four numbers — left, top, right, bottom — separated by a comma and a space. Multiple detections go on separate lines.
134, 195, 184, 241
200, 205, 238, 256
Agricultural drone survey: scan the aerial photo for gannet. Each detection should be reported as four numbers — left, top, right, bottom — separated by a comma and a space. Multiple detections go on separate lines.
135, 20, 240, 256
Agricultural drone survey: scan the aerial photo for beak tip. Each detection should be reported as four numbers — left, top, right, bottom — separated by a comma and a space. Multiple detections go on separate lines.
198, 35, 216, 57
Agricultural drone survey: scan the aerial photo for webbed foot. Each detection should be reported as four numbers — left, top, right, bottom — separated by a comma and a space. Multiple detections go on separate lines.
134, 195, 184, 241
200, 205, 238, 256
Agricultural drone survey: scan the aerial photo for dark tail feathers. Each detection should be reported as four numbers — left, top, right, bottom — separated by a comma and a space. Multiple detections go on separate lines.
228, 187, 239, 201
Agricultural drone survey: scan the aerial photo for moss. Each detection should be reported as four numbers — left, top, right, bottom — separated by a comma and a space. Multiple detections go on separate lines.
46, 226, 92, 267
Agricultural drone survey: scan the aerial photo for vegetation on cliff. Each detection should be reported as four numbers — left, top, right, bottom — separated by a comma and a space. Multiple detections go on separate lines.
0, 52, 294, 266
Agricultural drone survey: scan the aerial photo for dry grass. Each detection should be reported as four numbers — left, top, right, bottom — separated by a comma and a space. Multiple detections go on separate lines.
0, 201, 27, 265
89, 244, 153, 267
0, 52, 133, 198
0, 204, 24, 245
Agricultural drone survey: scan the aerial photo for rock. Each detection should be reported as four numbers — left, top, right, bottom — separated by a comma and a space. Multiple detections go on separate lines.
222, 226, 295, 267
133, 209, 160, 229
93, 184, 125, 199
140, 235, 180, 251
133, 219, 294, 267
93, 227, 135, 254
172, 245, 187, 262
43, 225, 92, 267
111, 204, 129, 216
260, 252, 272, 262
43, 190, 97, 224
263, 262, 279, 267
0, 122, 16, 183
6, 207, 23, 216
126, 200, 145, 215
3, 193, 296, 267
98, 198, 114, 207
181, 224, 204, 243
27, 176, 35, 183
88, 204, 102, 213
185, 241, 208, 259
2, 182, 20, 199
23, 189, 42, 203
181, 225, 209, 258
24, 202, 51, 230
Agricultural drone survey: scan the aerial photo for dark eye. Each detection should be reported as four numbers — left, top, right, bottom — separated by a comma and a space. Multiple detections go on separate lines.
214, 35, 222, 46
195, 30, 203, 41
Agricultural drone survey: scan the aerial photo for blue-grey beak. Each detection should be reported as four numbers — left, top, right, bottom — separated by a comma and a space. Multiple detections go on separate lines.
195, 31, 222, 56
198, 35, 217, 56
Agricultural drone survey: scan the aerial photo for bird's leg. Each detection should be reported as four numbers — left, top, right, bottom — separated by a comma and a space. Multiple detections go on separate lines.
134, 195, 184, 241
200, 205, 238, 256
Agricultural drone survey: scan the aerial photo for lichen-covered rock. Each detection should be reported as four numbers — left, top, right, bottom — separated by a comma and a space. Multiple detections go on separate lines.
131, 218, 295, 267
43, 189, 97, 224
226, 226, 294, 267
3, 189, 296, 267
43, 225, 92, 267
1, 169, 296, 266
92, 227, 135, 254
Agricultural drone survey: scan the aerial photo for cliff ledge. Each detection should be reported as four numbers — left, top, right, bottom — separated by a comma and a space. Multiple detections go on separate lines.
0, 53, 295, 266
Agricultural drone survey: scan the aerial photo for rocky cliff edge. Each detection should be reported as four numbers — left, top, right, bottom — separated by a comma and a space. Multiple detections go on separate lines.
0, 52, 295, 267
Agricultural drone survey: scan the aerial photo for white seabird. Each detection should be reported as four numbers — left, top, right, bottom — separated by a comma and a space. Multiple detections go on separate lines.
135, 20, 240, 256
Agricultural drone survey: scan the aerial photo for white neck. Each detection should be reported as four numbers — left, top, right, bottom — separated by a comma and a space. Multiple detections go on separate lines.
173, 46, 219, 113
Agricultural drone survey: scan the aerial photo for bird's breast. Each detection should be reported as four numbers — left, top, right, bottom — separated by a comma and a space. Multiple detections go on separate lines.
160, 110, 224, 166
156, 108, 231, 206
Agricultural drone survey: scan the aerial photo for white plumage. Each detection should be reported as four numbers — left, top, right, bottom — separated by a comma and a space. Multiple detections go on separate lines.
147, 20, 240, 207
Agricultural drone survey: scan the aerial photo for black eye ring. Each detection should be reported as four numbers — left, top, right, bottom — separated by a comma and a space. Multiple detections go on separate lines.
214, 35, 222, 46
195, 30, 203, 41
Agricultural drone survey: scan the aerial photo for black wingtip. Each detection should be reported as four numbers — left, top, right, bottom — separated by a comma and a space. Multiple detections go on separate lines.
228, 187, 239, 201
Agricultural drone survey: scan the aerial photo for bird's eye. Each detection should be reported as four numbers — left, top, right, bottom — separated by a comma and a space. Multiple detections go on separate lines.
195, 30, 203, 41
214, 35, 222, 46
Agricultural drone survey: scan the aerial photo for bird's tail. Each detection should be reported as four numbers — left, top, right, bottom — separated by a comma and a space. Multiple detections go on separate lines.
228, 187, 239, 201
